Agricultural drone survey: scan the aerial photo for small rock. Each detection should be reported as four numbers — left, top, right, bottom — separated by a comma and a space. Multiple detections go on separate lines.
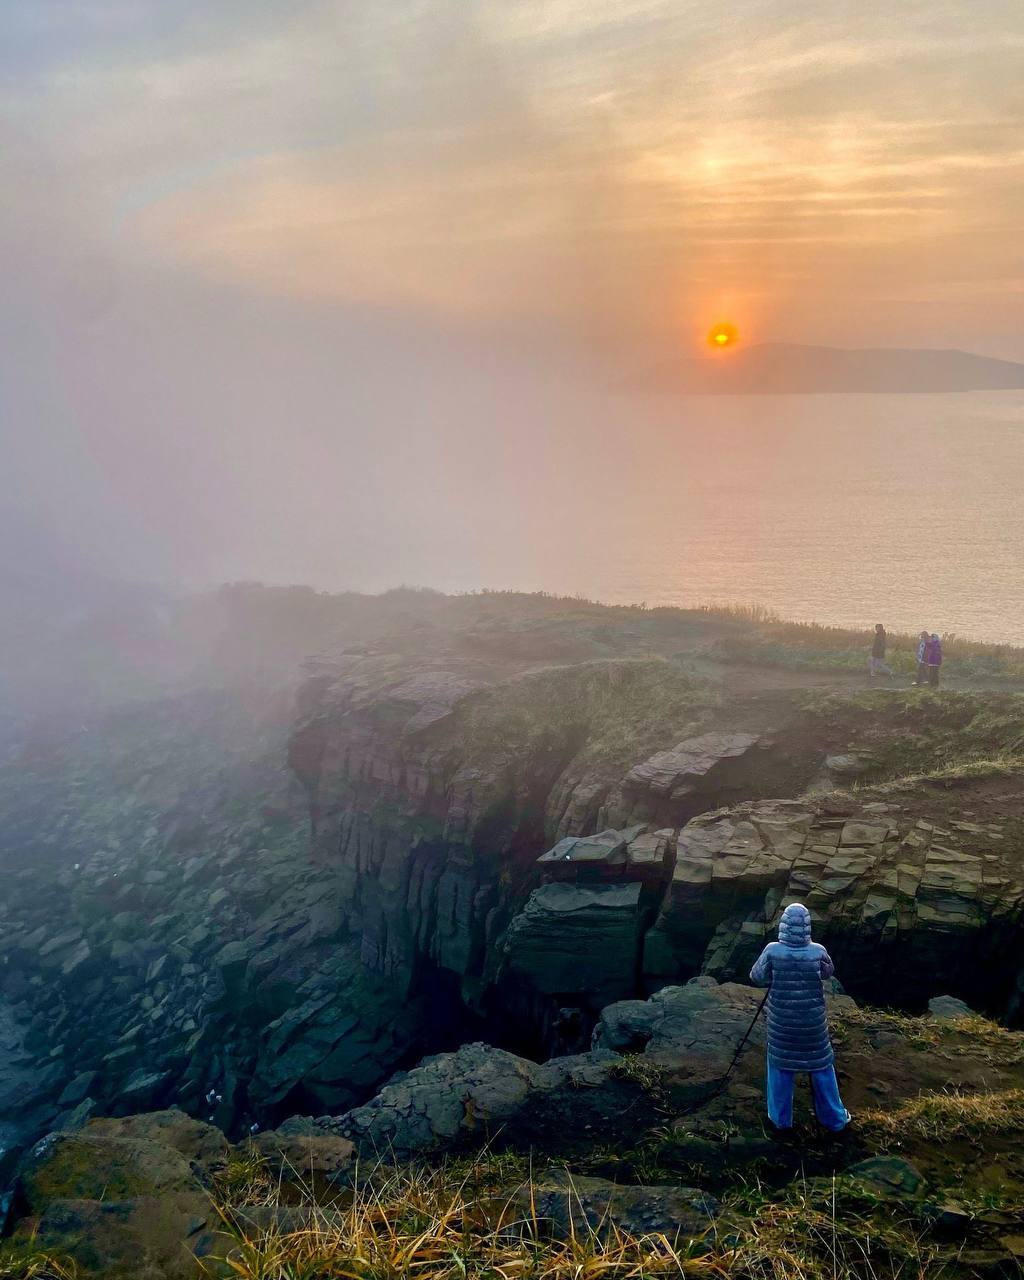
846, 1156, 924, 1199
825, 754, 871, 778
927, 995, 975, 1020
514, 1171, 718, 1239
252, 1129, 355, 1180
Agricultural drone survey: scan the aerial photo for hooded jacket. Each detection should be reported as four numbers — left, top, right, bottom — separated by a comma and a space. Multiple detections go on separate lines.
750, 903, 835, 1072
927, 634, 943, 666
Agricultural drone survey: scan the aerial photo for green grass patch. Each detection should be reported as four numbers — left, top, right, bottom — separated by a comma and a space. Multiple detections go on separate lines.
440, 659, 717, 773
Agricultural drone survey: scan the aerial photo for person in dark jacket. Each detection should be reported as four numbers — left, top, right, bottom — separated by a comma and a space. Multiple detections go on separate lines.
926, 633, 943, 687
750, 902, 850, 1131
869, 623, 893, 679
914, 631, 930, 685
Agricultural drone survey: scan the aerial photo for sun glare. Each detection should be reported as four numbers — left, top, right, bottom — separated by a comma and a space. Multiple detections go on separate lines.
708, 322, 738, 349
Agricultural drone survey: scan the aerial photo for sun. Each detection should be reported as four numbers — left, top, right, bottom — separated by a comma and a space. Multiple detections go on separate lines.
708, 322, 738, 349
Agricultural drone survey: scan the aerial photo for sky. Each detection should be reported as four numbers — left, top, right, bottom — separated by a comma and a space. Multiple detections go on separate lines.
2, 1, 1023, 593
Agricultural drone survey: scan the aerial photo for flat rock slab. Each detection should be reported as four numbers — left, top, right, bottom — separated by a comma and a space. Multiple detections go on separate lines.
503, 883, 645, 1006
537, 830, 628, 868
625, 732, 762, 798
385, 672, 490, 734
846, 1156, 925, 1200
515, 1171, 718, 1240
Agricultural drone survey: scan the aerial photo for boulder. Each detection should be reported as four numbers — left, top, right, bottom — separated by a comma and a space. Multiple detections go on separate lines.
25, 1195, 227, 1280
825, 753, 873, 779
927, 995, 975, 1020
58, 1071, 98, 1107
308, 1041, 608, 1157
503, 882, 646, 1009
88, 1112, 231, 1171
304, 982, 772, 1158
17, 1126, 205, 1213
594, 980, 767, 1099
536, 830, 629, 874
251, 1128, 355, 1179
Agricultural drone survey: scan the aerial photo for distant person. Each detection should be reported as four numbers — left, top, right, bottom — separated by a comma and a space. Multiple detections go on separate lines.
750, 902, 850, 1133
914, 631, 930, 685
926, 632, 943, 687
869, 623, 893, 679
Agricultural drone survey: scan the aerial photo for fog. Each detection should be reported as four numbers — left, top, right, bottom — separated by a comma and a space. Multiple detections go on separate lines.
3, 0, 1023, 608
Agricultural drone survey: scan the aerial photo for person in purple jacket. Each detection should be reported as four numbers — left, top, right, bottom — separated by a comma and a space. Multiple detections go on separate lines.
750, 902, 850, 1132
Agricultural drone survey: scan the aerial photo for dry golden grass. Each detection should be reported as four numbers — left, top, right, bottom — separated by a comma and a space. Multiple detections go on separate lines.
860, 1087, 1024, 1146
861, 753, 1024, 791
838, 1007, 1024, 1066
690, 604, 1019, 662
204, 1160, 944, 1280
209, 1163, 719, 1280
0, 1245, 76, 1280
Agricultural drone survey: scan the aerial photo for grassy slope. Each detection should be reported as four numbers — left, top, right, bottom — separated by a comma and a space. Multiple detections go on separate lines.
214, 1012, 1023, 1280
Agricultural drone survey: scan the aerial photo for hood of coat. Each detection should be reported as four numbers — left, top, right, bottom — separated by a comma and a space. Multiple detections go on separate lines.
778, 902, 812, 947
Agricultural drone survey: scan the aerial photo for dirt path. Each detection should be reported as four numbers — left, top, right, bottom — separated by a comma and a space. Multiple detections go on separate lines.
689, 656, 1024, 699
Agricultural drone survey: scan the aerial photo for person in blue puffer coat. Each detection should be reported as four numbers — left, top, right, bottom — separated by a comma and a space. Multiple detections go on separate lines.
750, 902, 850, 1131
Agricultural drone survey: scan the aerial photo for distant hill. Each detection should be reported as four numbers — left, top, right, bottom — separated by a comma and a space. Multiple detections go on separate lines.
643, 343, 1024, 394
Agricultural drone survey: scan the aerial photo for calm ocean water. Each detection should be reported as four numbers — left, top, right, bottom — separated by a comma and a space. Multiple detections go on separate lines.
461, 390, 1024, 645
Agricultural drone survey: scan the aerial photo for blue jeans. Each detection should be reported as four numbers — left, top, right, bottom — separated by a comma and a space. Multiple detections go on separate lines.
767, 1061, 850, 1131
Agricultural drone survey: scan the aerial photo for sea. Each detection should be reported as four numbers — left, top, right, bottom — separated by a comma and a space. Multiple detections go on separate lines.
433, 390, 1024, 645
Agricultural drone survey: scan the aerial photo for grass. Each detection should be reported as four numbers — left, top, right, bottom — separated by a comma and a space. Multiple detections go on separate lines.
859, 752, 1024, 791
207, 1162, 718, 1280
860, 1088, 1024, 1146
693, 603, 1024, 679
718, 1180, 942, 1280
442, 658, 716, 772
215, 1146, 278, 1206
0, 1244, 75, 1280
837, 1007, 1024, 1066
607, 1054, 668, 1094
203, 1159, 955, 1280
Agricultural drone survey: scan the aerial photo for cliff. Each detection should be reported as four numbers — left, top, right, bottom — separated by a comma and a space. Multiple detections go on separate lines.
2, 592, 1024, 1187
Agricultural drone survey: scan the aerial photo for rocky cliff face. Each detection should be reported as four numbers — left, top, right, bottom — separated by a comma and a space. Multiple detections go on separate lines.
284, 653, 811, 1051
4, 600, 1024, 1168
288, 652, 1024, 1045
0, 683, 446, 1154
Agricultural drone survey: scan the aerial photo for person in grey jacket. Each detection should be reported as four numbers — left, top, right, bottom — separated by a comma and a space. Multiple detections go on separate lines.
750, 902, 850, 1131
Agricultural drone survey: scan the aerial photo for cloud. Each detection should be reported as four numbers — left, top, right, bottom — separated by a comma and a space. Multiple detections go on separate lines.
1, 0, 1022, 594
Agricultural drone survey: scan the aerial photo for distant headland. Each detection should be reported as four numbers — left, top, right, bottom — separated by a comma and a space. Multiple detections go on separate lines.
646, 343, 1024, 394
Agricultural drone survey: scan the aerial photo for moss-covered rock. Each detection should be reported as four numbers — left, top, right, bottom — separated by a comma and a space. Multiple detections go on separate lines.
18, 1128, 204, 1212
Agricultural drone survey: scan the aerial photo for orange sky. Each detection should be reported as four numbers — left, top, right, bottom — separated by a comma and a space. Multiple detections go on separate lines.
4, 0, 1023, 361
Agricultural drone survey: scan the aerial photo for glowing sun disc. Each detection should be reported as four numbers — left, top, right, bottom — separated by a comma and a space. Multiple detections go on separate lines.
708, 322, 738, 349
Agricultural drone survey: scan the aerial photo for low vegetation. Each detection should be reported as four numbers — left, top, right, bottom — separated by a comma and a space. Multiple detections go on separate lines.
861, 1087, 1024, 1146
445, 658, 716, 771
202, 1159, 962, 1280
691, 602, 1024, 678
0, 1245, 75, 1280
